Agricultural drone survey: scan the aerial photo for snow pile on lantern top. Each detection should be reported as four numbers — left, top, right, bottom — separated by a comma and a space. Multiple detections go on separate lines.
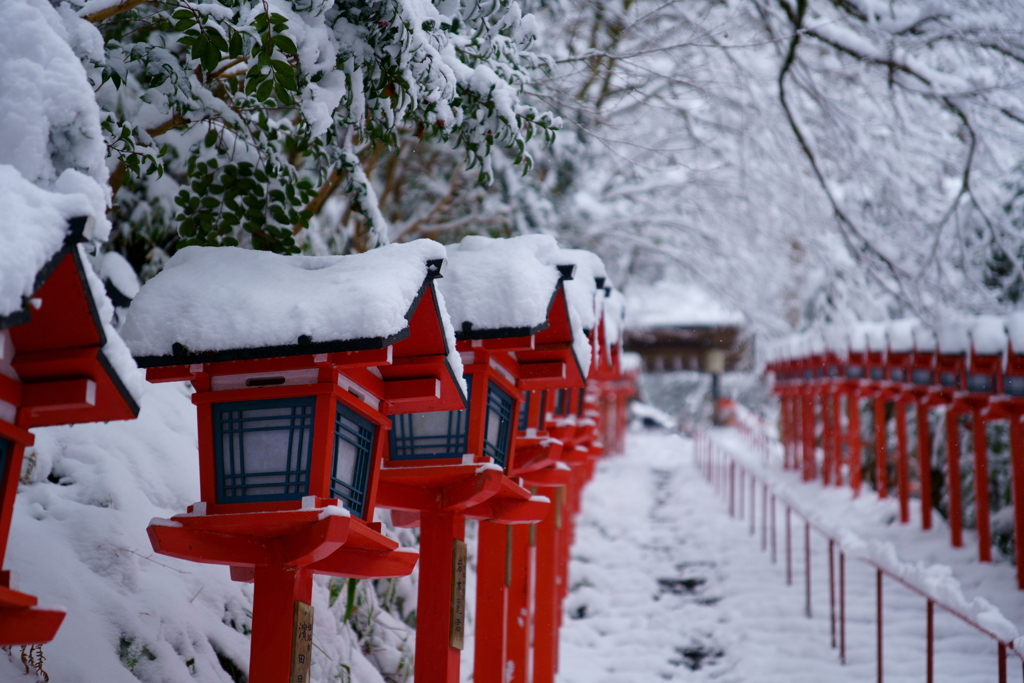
439, 234, 564, 333
0, 166, 93, 318
624, 280, 745, 329
122, 240, 449, 359
543, 248, 607, 332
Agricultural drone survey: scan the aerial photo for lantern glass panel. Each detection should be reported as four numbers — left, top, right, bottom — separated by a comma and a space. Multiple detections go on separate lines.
827, 365, 839, 378
1006, 376, 1024, 396
331, 403, 375, 517
390, 377, 471, 460
890, 369, 905, 382
214, 396, 315, 503
846, 365, 864, 379
577, 388, 585, 417
553, 389, 567, 416
537, 390, 548, 426
912, 369, 932, 385
940, 371, 959, 387
966, 374, 993, 393
869, 367, 884, 380
518, 391, 531, 431
483, 381, 515, 468
0, 438, 7, 494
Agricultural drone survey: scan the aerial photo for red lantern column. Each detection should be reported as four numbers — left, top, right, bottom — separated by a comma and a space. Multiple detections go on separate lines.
874, 395, 888, 497
474, 521, 509, 683
918, 402, 933, 530
504, 524, 533, 683
802, 391, 816, 481
822, 391, 834, 486
895, 399, 910, 523
416, 511, 466, 683
946, 408, 964, 548
250, 566, 314, 683
849, 391, 863, 495
532, 485, 561, 683
1010, 414, 1024, 588
971, 411, 992, 562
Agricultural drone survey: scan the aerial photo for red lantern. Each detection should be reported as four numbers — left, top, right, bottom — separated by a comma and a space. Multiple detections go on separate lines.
0, 217, 140, 645
123, 243, 464, 683
376, 236, 588, 683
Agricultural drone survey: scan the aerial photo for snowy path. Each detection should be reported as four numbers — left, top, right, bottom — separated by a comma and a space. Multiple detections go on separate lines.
557, 431, 1018, 682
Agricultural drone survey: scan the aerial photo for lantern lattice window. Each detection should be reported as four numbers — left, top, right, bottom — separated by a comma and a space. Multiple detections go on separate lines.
331, 403, 375, 517
912, 369, 932, 385
390, 378, 472, 461
967, 373, 994, 393
517, 391, 531, 431
214, 396, 315, 503
1006, 376, 1024, 396
483, 382, 515, 468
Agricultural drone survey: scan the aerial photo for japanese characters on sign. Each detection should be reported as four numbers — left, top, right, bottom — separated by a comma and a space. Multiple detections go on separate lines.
291, 601, 314, 683
450, 539, 468, 650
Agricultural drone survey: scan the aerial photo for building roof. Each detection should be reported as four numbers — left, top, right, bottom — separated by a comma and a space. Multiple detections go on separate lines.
623, 281, 745, 330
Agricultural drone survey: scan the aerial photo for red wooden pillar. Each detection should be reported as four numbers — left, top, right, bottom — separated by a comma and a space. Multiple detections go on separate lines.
972, 411, 992, 562
822, 392, 834, 486
250, 565, 314, 683
918, 402, 933, 530
504, 524, 533, 682
874, 396, 888, 497
416, 511, 466, 683
833, 393, 845, 487
781, 396, 791, 469
946, 409, 964, 548
1009, 415, 1024, 589
849, 391, 863, 495
803, 392, 816, 481
532, 485, 560, 683
475, 522, 509, 683
895, 399, 910, 523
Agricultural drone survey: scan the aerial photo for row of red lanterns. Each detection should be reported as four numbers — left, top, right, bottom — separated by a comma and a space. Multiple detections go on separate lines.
0, 229, 638, 683
766, 317, 1024, 590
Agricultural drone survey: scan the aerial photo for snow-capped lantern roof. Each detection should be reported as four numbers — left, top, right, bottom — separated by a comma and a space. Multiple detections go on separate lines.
440, 235, 563, 337
807, 330, 826, 357
0, 169, 141, 430
936, 321, 970, 355
439, 235, 591, 384
544, 247, 607, 333
886, 319, 920, 354
863, 323, 888, 353
968, 316, 1007, 357
124, 241, 454, 365
913, 324, 937, 353
848, 324, 870, 354
1007, 312, 1024, 354
822, 326, 849, 358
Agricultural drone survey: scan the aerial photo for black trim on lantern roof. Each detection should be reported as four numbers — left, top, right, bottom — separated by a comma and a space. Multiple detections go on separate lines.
1, 216, 97, 330
133, 269, 446, 368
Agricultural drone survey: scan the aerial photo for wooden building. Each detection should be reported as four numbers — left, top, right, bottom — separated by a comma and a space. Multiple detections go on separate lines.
622, 281, 750, 373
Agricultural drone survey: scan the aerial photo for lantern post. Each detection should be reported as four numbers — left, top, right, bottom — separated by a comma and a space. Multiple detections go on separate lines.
933, 323, 969, 548
122, 243, 465, 683
375, 236, 588, 683
996, 313, 1024, 588
0, 216, 140, 644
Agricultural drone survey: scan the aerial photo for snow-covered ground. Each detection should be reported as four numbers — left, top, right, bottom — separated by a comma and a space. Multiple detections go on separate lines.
559, 429, 1020, 682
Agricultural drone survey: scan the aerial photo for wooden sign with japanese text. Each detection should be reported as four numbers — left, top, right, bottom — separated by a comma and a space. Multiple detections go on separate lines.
450, 539, 467, 650
291, 601, 314, 683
